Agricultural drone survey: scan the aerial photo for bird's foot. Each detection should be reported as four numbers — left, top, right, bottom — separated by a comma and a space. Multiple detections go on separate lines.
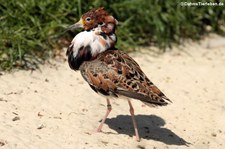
96, 129, 102, 133
136, 136, 140, 142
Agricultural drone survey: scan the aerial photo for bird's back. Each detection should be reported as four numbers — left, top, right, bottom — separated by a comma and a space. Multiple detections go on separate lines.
80, 50, 171, 106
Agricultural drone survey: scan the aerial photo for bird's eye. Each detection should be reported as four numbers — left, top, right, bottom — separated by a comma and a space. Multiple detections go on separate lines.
98, 22, 105, 26
86, 17, 91, 22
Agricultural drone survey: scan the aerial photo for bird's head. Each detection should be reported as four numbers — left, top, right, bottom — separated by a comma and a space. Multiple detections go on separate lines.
68, 7, 118, 32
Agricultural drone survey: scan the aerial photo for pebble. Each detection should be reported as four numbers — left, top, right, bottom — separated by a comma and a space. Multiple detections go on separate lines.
0, 140, 7, 146
37, 124, 45, 129
211, 132, 217, 137
12, 116, 20, 121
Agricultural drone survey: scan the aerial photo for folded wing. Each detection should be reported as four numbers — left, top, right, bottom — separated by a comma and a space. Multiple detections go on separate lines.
80, 50, 171, 106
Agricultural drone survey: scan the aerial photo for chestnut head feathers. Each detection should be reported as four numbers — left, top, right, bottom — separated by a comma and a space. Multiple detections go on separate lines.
68, 7, 118, 34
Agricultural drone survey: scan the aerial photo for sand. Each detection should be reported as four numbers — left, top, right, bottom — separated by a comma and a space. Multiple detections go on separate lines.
0, 35, 225, 149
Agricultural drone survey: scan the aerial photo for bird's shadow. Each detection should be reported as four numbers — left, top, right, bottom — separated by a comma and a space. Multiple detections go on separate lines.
103, 114, 190, 146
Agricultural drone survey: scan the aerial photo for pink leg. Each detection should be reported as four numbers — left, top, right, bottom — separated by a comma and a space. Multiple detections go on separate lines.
128, 100, 140, 141
96, 98, 112, 132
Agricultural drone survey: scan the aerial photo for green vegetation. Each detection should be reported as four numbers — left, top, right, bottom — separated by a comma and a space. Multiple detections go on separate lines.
0, 0, 224, 70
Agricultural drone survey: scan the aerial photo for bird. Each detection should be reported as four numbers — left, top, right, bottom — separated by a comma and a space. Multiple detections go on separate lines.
66, 7, 171, 141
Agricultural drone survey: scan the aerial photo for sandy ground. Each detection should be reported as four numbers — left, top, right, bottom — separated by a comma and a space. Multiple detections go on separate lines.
0, 35, 225, 149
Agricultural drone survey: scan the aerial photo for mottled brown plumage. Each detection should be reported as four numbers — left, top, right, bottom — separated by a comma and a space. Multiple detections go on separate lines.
80, 50, 171, 106
66, 7, 171, 141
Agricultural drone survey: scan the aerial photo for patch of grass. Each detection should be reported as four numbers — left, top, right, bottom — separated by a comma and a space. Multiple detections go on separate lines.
0, 0, 80, 70
0, 0, 224, 70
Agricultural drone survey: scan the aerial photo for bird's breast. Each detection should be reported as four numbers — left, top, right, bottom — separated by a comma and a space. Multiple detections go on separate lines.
67, 29, 117, 70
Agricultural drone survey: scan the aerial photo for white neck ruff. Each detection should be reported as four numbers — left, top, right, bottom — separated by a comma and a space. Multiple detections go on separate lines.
70, 27, 116, 58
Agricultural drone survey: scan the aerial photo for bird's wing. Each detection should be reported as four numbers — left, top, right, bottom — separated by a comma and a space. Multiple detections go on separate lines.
80, 50, 171, 106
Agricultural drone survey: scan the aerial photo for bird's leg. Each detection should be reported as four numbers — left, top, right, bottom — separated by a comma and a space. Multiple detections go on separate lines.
96, 98, 112, 132
128, 100, 140, 141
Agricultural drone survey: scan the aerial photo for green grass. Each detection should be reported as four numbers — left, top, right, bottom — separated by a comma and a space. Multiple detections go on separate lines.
0, 0, 224, 70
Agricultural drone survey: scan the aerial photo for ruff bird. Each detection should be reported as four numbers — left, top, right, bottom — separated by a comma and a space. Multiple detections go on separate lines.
66, 7, 171, 141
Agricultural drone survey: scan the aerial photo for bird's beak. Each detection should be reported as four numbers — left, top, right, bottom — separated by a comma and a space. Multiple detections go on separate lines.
66, 19, 84, 31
